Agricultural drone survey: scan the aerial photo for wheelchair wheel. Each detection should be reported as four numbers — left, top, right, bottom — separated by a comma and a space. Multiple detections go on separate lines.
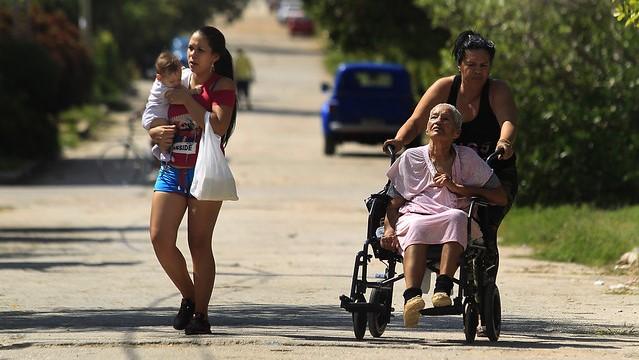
367, 288, 391, 337
352, 294, 367, 340
483, 284, 501, 342
463, 300, 479, 344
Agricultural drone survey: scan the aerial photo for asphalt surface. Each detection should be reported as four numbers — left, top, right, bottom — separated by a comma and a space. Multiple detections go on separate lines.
1, 1, 637, 359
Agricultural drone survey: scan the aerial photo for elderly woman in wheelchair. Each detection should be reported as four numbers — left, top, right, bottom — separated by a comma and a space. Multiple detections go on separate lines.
380, 103, 507, 328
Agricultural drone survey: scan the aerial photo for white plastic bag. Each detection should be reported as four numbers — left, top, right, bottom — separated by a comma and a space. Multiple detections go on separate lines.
189, 115, 238, 201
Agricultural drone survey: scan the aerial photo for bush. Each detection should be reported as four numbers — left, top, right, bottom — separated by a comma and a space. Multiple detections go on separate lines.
28, 4, 93, 111
0, 38, 60, 161
91, 30, 131, 108
0, 4, 94, 161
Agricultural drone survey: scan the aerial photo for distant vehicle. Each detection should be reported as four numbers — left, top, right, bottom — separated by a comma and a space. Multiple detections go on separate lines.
171, 35, 189, 67
287, 16, 314, 36
320, 63, 417, 155
276, 0, 303, 24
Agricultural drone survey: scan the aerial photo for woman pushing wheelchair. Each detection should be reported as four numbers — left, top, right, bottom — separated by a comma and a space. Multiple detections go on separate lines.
381, 103, 507, 328
384, 30, 518, 283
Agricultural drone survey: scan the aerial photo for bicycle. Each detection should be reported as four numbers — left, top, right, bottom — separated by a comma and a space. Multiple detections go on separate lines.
98, 110, 157, 185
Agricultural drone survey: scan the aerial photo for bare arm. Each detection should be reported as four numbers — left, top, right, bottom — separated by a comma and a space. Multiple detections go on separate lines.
165, 77, 235, 135
148, 125, 175, 152
206, 77, 235, 136
384, 76, 453, 152
490, 79, 518, 159
381, 196, 406, 252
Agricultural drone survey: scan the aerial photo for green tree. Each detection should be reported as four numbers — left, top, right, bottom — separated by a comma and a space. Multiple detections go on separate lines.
303, 0, 449, 91
416, 0, 639, 205
29, 0, 249, 69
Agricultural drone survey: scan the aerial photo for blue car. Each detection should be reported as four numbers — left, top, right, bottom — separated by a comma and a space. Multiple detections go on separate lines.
320, 63, 416, 155
171, 35, 190, 67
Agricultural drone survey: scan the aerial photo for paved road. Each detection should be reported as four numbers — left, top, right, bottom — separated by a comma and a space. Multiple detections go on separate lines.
1, 1, 637, 359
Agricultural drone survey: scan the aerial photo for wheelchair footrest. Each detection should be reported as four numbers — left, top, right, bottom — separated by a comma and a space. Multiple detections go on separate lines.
340, 294, 385, 313
420, 304, 462, 316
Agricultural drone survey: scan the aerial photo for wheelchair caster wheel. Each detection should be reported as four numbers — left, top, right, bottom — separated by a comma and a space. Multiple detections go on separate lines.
368, 288, 392, 337
352, 294, 367, 340
483, 284, 501, 341
463, 301, 479, 344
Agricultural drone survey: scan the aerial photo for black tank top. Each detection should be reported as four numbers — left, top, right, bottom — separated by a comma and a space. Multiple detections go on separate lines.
447, 75, 515, 169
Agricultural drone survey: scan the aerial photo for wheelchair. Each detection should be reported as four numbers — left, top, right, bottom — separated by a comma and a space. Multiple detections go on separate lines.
339, 146, 504, 343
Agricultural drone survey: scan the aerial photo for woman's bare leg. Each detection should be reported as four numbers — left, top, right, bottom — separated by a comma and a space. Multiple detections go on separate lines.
186, 199, 223, 317
439, 242, 464, 277
403, 244, 428, 289
150, 192, 194, 299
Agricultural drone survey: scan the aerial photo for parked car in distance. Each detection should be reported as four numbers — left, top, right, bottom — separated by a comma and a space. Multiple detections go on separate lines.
287, 16, 314, 36
320, 63, 417, 155
276, 0, 303, 24
171, 35, 189, 67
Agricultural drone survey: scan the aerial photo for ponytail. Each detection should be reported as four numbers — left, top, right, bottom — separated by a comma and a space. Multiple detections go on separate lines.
452, 30, 495, 65
197, 26, 237, 148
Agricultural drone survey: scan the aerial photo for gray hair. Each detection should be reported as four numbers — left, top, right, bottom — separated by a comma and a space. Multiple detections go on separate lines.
432, 103, 463, 130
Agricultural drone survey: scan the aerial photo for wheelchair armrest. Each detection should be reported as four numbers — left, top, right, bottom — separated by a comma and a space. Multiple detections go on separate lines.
470, 197, 492, 207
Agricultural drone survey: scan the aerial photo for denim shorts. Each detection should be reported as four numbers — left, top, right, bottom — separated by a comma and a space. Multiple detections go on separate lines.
154, 164, 195, 196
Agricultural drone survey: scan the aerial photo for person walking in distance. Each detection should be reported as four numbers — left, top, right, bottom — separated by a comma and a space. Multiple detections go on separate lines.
234, 48, 254, 110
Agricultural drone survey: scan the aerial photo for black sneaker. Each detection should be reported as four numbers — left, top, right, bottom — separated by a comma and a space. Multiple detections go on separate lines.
173, 298, 195, 330
184, 313, 212, 335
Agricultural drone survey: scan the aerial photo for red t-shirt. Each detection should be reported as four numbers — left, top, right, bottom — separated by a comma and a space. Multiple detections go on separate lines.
168, 74, 236, 168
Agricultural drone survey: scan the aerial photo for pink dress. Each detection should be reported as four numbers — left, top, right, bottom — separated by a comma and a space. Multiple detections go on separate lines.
386, 144, 494, 254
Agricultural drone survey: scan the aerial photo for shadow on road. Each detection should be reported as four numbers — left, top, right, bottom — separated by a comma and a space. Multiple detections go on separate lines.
0, 226, 148, 234
19, 158, 157, 186
0, 305, 634, 351
0, 225, 149, 261
0, 260, 141, 271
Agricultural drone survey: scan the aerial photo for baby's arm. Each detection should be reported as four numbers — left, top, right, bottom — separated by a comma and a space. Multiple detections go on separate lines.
148, 119, 171, 161
142, 80, 170, 130
148, 118, 169, 129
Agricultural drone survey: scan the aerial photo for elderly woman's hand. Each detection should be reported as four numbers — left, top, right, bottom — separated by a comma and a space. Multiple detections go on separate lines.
496, 139, 514, 160
149, 125, 175, 152
165, 87, 191, 105
380, 231, 400, 253
433, 173, 460, 193
382, 139, 404, 155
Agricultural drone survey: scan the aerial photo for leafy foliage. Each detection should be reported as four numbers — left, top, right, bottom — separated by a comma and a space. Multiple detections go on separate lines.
0, 37, 60, 160
304, 0, 449, 61
0, 4, 94, 161
29, 0, 249, 70
612, 0, 639, 27
303, 0, 450, 94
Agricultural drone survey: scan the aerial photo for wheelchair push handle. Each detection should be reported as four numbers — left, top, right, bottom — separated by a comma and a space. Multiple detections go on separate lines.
383, 144, 397, 164
486, 147, 505, 167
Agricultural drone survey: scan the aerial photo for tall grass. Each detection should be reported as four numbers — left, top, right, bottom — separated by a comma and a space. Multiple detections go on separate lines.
499, 206, 639, 267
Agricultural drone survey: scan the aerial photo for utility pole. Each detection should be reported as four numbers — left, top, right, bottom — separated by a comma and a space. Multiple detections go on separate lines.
79, 0, 92, 49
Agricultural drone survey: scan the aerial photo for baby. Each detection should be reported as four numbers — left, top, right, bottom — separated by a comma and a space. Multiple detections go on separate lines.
149, 51, 201, 162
